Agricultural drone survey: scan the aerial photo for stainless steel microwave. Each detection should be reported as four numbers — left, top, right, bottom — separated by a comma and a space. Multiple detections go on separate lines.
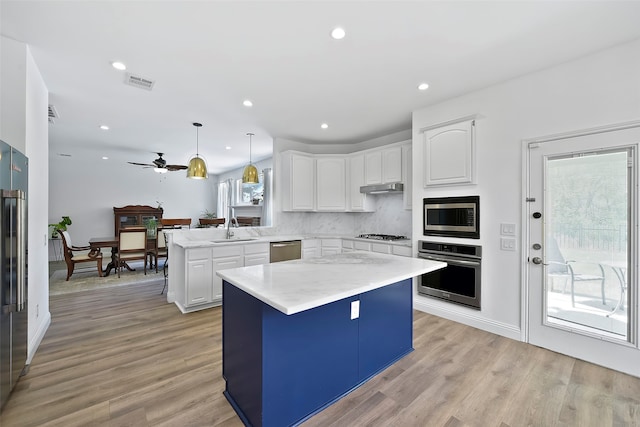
423, 196, 480, 239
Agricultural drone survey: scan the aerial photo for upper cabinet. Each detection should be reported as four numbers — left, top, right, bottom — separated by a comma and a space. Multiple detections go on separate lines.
281, 151, 315, 211
402, 144, 412, 210
281, 141, 409, 213
365, 146, 402, 185
348, 154, 374, 212
423, 119, 476, 187
316, 157, 346, 211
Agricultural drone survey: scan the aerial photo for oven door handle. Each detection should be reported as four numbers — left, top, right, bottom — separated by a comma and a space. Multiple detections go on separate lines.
419, 255, 480, 267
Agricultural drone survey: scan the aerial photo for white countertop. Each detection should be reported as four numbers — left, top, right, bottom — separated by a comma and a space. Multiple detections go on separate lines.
173, 234, 412, 249
216, 251, 445, 315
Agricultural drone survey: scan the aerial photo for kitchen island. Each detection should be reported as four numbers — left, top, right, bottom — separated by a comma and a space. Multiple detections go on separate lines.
217, 251, 446, 427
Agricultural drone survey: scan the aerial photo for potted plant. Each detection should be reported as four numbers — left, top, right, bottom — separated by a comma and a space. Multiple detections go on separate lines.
144, 218, 158, 237
199, 209, 222, 228
48, 216, 72, 238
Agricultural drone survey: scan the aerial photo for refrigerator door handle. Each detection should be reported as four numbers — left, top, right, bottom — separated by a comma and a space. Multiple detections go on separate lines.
16, 189, 26, 312
1, 189, 26, 312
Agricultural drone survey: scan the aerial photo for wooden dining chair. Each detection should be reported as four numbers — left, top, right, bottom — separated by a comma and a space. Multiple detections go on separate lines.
148, 228, 168, 273
199, 218, 225, 228
160, 218, 191, 229
59, 230, 103, 281
116, 227, 147, 278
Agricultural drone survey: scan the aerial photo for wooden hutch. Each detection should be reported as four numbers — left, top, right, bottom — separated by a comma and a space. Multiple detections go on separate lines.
113, 205, 163, 234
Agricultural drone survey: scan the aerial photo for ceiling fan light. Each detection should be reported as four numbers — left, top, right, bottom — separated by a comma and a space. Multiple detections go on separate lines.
154, 167, 168, 174
187, 156, 208, 179
242, 163, 259, 184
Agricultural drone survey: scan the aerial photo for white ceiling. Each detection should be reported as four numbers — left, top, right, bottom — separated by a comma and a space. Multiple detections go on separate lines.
3, 1, 640, 174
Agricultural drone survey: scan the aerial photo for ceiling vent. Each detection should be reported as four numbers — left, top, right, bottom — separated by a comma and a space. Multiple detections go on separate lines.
124, 73, 155, 91
48, 104, 59, 123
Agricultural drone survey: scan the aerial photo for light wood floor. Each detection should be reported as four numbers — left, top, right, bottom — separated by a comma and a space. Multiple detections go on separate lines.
2, 281, 640, 427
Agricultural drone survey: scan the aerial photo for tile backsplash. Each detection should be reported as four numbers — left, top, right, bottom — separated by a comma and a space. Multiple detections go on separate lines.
276, 193, 411, 238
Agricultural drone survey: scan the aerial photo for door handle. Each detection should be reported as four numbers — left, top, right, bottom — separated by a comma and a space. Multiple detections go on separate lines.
531, 257, 548, 265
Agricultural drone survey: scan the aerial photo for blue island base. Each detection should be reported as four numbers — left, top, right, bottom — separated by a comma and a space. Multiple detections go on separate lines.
222, 279, 413, 427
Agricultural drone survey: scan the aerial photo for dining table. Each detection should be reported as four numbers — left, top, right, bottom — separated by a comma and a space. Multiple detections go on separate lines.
89, 236, 121, 277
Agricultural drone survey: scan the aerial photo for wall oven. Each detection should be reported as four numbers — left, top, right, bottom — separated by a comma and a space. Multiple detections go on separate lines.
423, 195, 479, 239
417, 240, 482, 310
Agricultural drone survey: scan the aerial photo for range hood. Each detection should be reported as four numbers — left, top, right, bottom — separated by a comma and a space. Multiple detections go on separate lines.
360, 182, 404, 194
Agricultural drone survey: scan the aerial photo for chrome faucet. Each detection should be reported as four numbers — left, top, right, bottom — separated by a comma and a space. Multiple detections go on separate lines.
226, 217, 238, 239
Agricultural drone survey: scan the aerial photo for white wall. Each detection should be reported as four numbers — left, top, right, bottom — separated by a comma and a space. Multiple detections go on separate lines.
412, 38, 640, 339
49, 156, 216, 244
1, 37, 51, 363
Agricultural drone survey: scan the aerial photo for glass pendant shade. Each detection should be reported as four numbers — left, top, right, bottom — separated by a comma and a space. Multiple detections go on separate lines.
242, 132, 259, 184
187, 122, 208, 179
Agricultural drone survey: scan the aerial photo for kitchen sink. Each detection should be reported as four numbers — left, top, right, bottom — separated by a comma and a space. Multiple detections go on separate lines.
210, 238, 258, 243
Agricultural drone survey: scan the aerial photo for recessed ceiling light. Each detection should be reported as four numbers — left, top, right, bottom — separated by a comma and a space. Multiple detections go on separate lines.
100, 125, 109, 130
243, 100, 253, 107
418, 82, 430, 91
330, 27, 346, 40
102, 156, 109, 160
111, 61, 127, 71
225, 146, 232, 150
321, 123, 329, 129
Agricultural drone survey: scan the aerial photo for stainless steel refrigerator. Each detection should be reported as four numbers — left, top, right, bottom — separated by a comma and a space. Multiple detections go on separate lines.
0, 139, 28, 412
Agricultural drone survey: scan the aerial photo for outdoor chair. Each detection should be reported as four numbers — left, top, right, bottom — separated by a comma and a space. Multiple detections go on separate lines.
546, 237, 606, 307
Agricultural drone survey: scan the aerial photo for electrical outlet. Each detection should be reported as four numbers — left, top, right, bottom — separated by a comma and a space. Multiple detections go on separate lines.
36, 304, 39, 318
500, 237, 516, 251
500, 223, 516, 236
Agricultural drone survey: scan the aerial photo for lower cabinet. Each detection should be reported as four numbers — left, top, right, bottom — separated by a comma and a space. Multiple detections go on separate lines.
302, 239, 320, 259
222, 278, 413, 427
186, 249, 213, 306
176, 243, 268, 313
321, 238, 342, 256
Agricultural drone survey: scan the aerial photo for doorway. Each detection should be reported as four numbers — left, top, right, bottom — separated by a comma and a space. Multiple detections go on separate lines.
525, 122, 640, 377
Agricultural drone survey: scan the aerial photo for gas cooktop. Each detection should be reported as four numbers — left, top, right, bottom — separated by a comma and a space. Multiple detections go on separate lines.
356, 234, 409, 241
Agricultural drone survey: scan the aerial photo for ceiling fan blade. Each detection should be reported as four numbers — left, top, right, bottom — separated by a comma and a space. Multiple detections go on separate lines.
128, 162, 155, 167
166, 164, 188, 171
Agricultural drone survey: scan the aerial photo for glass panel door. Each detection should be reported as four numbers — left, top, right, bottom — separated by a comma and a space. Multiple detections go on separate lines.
545, 150, 629, 340
527, 123, 640, 377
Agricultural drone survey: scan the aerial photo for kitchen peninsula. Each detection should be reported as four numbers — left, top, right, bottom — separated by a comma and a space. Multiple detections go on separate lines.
217, 251, 446, 427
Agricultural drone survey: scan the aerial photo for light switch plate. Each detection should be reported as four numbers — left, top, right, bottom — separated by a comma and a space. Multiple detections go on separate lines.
500, 237, 516, 251
350, 300, 360, 320
500, 223, 516, 236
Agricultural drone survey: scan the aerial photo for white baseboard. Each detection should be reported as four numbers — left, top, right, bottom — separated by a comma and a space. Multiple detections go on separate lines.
413, 297, 522, 341
27, 311, 51, 365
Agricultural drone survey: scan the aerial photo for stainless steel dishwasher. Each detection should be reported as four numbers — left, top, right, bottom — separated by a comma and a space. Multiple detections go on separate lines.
270, 240, 302, 263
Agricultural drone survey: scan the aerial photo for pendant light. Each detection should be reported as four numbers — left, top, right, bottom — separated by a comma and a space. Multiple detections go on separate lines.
187, 122, 208, 179
242, 132, 259, 184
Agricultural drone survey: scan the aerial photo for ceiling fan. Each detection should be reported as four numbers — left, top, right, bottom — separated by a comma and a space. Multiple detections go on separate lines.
128, 153, 188, 173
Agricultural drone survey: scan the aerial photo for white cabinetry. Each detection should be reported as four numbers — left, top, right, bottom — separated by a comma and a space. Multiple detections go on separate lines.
302, 239, 320, 259
186, 248, 213, 306
402, 143, 412, 210
244, 243, 270, 266
423, 119, 475, 187
316, 157, 346, 211
343, 239, 412, 258
364, 146, 403, 185
382, 146, 402, 183
281, 151, 315, 211
348, 154, 374, 212
211, 246, 243, 301
175, 242, 268, 313
321, 239, 342, 256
